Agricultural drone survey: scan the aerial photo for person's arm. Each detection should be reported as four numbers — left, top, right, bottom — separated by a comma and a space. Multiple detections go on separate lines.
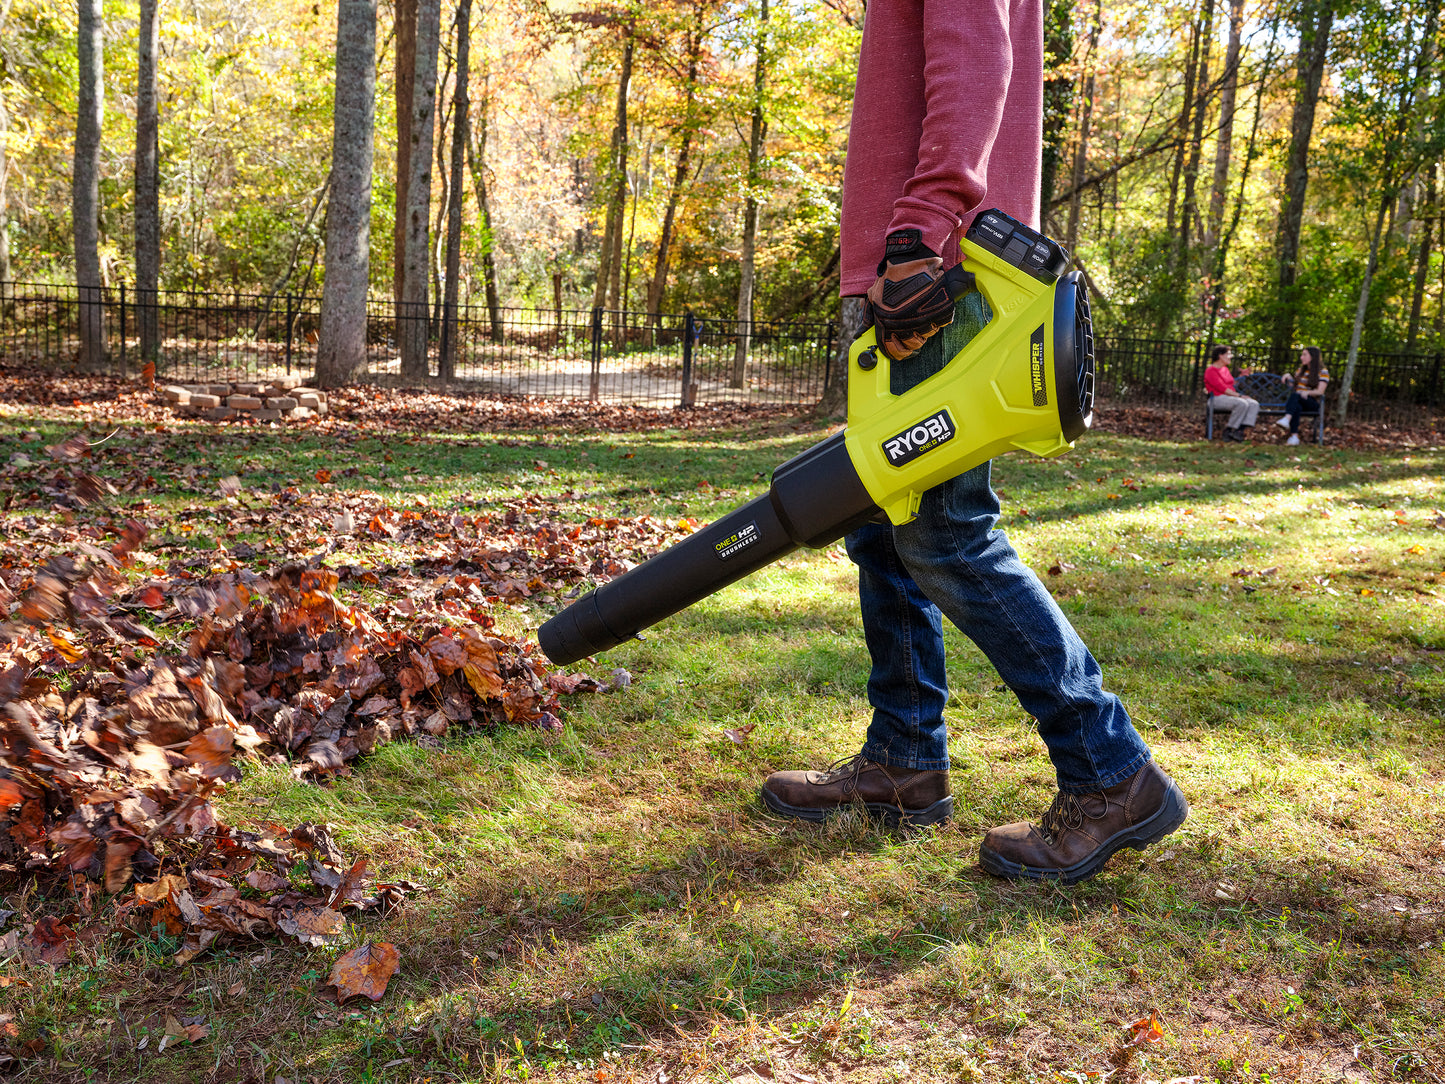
886, 0, 1033, 250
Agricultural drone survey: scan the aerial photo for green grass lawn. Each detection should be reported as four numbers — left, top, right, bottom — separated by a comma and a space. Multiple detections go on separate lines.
2, 396, 1444, 1084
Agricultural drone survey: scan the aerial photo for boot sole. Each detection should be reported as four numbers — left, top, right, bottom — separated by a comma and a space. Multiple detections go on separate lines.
760, 788, 954, 829
977, 780, 1189, 886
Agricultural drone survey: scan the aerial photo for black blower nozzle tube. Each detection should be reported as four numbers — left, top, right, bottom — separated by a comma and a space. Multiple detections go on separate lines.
540, 433, 878, 666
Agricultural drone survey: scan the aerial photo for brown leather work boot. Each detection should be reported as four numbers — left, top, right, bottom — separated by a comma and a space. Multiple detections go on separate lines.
978, 760, 1188, 884
760, 753, 953, 828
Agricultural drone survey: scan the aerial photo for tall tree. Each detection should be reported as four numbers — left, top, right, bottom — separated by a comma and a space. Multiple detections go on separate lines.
440, 0, 471, 380
464, 90, 502, 340
646, 0, 711, 319
73, 0, 105, 369
394, 0, 417, 311
1039, 0, 1075, 223
1065, 4, 1100, 254
593, 29, 634, 311
316, 0, 378, 389
1407, 163, 1437, 351
1204, 0, 1245, 249
400, 0, 443, 378
0, 0, 14, 290
1204, 16, 1281, 347
1180, 0, 1214, 257
135, 0, 161, 365
1270, 0, 1335, 363
731, 0, 769, 389
817, 295, 864, 417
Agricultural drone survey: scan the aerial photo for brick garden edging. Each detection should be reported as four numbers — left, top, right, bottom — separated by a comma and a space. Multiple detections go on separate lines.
161, 375, 329, 421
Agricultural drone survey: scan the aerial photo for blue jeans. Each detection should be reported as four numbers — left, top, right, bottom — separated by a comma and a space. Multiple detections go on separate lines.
1283, 391, 1320, 434
846, 291, 1151, 793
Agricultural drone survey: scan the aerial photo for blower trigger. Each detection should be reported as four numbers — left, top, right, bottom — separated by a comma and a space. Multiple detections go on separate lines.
943, 264, 975, 300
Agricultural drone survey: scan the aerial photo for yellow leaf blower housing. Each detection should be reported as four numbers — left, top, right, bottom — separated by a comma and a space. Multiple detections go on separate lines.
539, 210, 1094, 667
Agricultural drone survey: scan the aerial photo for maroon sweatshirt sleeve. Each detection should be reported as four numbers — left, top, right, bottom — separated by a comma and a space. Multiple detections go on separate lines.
840, 0, 1043, 296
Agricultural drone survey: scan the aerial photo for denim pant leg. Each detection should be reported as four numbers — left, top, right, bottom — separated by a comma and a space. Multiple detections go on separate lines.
1284, 392, 1304, 434
847, 522, 951, 771
892, 465, 1152, 792
845, 290, 1151, 792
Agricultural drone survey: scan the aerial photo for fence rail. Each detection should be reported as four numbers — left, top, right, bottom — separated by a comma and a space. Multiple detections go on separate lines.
1093, 338, 1444, 427
1, 281, 1442, 425
0, 281, 836, 409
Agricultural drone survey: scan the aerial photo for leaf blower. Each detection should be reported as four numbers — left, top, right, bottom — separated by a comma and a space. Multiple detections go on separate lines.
539, 209, 1095, 667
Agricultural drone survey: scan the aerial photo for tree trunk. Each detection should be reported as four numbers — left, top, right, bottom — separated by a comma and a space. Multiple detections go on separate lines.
593, 34, 634, 311
1204, 18, 1279, 348
1165, 18, 1200, 238
135, 0, 161, 365
465, 94, 503, 341
1205, 0, 1244, 250
621, 132, 647, 309
0, 0, 14, 295
1270, 0, 1334, 364
74, 0, 105, 369
1065, 12, 1100, 254
1408, 165, 1437, 352
440, 0, 470, 381
606, 120, 631, 311
430, 46, 454, 330
1180, 0, 1214, 256
316, 0, 378, 389
393, 0, 416, 311
817, 296, 865, 418
1338, 193, 1391, 424
0, 87, 10, 292
1039, 0, 1075, 227
732, 0, 769, 389
399, 0, 442, 378
647, 12, 704, 319
0, 0, 11, 291
1438, 196, 1445, 338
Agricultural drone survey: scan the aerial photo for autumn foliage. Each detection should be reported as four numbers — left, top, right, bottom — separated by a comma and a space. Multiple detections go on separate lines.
0, 379, 715, 980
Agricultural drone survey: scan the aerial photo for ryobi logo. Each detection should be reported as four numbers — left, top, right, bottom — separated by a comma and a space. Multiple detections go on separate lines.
883, 410, 956, 467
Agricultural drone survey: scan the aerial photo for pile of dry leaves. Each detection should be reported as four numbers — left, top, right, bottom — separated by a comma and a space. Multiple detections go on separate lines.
0, 424, 694, 980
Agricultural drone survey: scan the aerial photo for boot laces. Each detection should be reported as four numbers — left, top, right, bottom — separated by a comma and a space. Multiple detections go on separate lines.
817, 753, 869, 784
1040, 790, 1102, 846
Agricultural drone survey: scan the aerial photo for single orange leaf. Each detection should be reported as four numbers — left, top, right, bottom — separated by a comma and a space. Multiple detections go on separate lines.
328, 941, 401, 1003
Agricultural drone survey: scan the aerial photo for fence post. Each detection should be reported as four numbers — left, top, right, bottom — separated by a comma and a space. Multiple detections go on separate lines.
284, 293, 295, 375
118, 282, 128, 378
1430, 353, 1443, 409
589, 306, 602, 401
680, 311, 696, 407
1189, 341, 1205, 402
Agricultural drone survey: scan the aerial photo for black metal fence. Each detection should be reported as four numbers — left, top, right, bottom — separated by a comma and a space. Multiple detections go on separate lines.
1094, 337, 1444, 427
2, 280, 1442, 424
0, 281, 836, 409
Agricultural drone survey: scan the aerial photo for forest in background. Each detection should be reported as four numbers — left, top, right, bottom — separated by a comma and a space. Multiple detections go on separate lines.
1, 0, 1443, 376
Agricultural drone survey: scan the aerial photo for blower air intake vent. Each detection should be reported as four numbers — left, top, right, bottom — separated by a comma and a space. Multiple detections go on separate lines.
1072, 275, 1095, 423
1053, 270, 1093, 442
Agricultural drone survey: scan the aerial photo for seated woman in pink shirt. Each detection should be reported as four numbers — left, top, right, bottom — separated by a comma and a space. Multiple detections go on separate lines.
1203, 345, 1259, 441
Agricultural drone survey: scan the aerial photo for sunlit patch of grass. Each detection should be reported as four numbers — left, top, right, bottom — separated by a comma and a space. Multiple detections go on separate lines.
5, 410, 1445, 1082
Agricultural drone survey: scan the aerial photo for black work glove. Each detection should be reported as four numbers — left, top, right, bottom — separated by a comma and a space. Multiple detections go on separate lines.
864, 230, 962, 361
